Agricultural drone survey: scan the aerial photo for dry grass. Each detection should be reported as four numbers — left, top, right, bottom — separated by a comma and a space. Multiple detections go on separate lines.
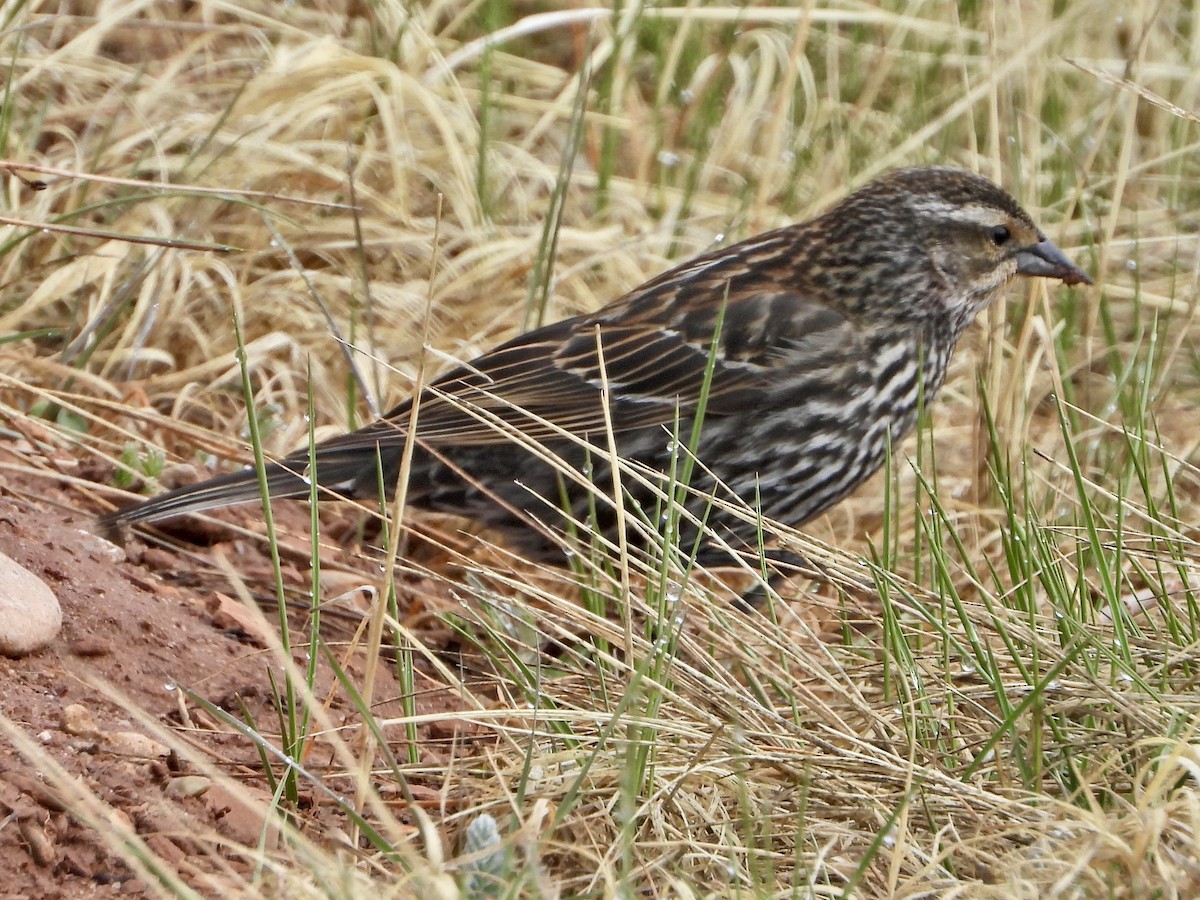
4, 0, 1200, 896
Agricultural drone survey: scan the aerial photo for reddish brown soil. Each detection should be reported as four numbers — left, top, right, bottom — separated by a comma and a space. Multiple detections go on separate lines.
0, 460, 487, 896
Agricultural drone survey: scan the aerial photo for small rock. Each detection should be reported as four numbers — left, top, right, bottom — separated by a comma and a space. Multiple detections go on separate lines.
105, 732, 170, 759
205, 592, 272, 644
143, 834, 187, 866
0, 551, 62, 655
6, 773, 66, 812
165, 776, 211, 799
72, 528, 126, 563
106, 807, 135, 833
133, 799, 184, 836
61, 703, 100, 739
18, 817, 57, 867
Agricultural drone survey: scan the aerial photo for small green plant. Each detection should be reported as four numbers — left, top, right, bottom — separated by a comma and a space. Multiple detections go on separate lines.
460, 813, 508, 898
114, 442, 166, 489
30, 398, 88, 434
242, 401, 285, 446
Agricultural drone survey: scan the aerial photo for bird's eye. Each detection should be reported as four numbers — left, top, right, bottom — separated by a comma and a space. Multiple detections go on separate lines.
990, 225, 1011, 246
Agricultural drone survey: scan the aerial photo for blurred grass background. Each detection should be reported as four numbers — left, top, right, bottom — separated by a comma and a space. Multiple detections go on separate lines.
2, 0, 1200, 896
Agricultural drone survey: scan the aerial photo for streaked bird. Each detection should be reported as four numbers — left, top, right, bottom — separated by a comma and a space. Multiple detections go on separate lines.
101, 167, 1091, 581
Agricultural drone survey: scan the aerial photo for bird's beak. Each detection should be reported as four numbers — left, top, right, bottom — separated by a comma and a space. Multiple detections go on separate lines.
1014, 236, 1093, 286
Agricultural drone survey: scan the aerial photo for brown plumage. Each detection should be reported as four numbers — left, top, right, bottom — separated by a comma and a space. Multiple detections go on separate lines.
101, 167, 1091, 573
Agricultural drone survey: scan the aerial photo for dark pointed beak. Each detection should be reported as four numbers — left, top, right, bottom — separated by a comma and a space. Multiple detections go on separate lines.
1014, 235, 1093, 286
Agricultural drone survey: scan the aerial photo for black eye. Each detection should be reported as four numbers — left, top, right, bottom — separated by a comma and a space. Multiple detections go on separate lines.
990, 225, 1011, 246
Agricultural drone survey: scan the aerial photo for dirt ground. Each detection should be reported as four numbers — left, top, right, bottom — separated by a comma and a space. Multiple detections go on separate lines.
0, 453, 490, 897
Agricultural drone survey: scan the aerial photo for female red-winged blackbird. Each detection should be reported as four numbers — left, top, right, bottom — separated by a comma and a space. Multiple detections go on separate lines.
101, 167, 1091, 576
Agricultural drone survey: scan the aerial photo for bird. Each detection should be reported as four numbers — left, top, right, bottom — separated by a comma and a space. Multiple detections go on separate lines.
100, 167, 1092, 585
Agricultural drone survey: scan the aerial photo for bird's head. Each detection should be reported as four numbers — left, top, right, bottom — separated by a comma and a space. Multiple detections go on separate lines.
822, 167, 1092, 329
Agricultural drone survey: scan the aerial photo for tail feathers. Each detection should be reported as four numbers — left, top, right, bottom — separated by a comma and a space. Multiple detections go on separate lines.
100, 458, 335, 527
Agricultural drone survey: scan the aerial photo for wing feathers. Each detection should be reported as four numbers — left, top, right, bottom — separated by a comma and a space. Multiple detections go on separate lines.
349, 289, 860, 449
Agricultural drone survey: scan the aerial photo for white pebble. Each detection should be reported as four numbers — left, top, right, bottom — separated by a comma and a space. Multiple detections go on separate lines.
0, 551, 62, 656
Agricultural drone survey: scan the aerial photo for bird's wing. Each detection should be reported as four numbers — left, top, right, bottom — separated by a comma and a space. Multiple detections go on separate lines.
309, 283, 862, 454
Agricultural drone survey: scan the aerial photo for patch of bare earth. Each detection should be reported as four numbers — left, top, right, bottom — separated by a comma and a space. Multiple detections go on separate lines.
0, 460, 485, 896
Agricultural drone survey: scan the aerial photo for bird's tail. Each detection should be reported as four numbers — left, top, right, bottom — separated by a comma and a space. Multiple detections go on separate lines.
98, 459, 318, 527
99, 435, 409, 528
101, 446, 401, 526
